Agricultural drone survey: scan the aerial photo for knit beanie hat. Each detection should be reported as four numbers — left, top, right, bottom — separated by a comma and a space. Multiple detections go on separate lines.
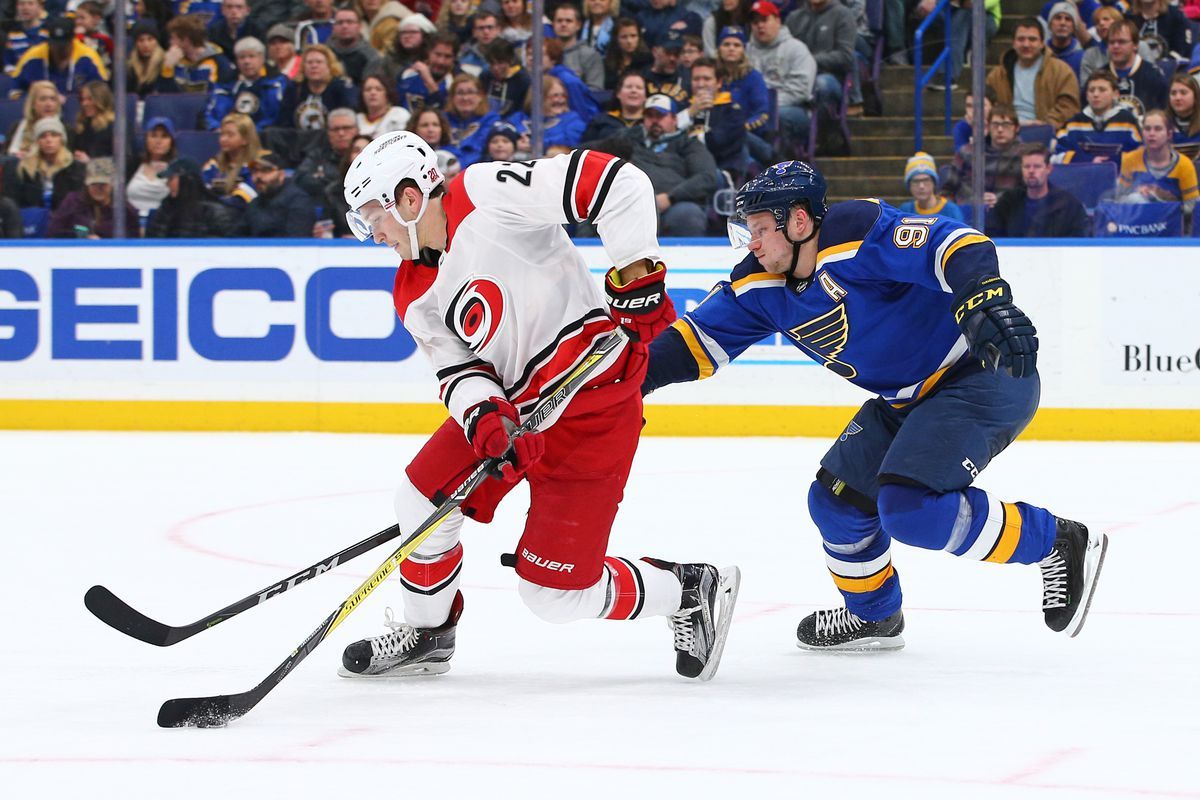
904, 151, 939, 188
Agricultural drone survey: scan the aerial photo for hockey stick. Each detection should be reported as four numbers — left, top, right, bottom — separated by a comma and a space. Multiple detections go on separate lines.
84, 524, 403, 647
156, 328, 629, 728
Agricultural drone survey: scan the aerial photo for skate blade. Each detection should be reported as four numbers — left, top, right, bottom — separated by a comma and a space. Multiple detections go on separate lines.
698, 566, 741, 682
336, 661, 451, 679
1067, 531, 1109, 638
796, 635, 906, 653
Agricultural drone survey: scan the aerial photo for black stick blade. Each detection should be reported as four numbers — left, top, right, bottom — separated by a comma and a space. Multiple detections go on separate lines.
158, 694, 245, 728
85, 585, 180, 647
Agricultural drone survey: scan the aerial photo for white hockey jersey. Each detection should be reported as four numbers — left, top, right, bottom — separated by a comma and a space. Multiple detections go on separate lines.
393, 149, 663, 429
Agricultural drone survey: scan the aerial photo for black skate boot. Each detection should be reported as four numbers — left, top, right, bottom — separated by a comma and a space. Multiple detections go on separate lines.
338, 591, 464, 678
796, 608, 905, 651
654, 561, 741, 681
1039, 518, 1108, 637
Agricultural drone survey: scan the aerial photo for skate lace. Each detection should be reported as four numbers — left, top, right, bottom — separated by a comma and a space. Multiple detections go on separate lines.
1039, 549, 1068, 610
372, 607, 419, 657
815, 608, 865, 637
668, 606, 699, 653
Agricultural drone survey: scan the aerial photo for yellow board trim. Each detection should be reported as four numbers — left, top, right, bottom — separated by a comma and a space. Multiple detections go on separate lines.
1, 401, 1199, 442
985, 502, 1023, 564
831, 564, 895, 593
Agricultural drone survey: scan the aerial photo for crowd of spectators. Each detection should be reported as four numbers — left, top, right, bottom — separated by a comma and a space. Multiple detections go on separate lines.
0, 0, 1198, 238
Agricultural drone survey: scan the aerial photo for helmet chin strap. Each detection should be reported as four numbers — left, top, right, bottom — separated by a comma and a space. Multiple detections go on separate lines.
779, 212, 819, 280
389, 190, 431, 259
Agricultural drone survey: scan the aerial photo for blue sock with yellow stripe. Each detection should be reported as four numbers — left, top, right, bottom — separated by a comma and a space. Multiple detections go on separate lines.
877, 483, 1056, 565
808, 482, 902, 621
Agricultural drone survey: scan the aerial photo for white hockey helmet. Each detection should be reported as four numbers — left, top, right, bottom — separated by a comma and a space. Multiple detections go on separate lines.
343, 130, 445, 253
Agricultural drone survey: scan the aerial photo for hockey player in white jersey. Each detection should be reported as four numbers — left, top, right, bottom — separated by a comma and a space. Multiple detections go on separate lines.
337, 130, 740, 681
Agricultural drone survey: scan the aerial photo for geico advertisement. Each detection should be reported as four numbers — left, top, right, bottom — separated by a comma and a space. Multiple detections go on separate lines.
0, 242, 1196, 409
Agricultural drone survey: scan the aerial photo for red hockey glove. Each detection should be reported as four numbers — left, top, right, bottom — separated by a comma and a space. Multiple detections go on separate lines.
605, 263, 676, 343
463, 397, 545, 482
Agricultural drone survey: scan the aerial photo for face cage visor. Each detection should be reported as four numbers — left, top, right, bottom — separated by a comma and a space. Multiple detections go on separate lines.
347, 194, 430, 256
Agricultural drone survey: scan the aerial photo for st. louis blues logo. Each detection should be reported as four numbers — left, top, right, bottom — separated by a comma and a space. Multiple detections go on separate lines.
839, 421, 864, 442
446, 277, 506, 353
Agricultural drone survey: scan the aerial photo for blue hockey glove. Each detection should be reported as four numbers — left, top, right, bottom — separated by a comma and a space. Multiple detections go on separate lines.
951, 277, 1038, 378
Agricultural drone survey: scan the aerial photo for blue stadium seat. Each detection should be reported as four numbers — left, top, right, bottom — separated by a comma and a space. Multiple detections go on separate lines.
144, 93, 210, 132
589, 87, 613, 108
764, 87, 778, 133
1093, 201, 1183, 237
1018, 123, 1054, 145
1049, 161, 1118, 210
0, 74, 13, 97
0, 98, 24, 142
174, 130, 220, 163
20, 207, 49, 238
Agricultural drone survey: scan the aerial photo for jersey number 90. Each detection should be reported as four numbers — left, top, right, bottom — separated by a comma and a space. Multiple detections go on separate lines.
892, 224, 930, 249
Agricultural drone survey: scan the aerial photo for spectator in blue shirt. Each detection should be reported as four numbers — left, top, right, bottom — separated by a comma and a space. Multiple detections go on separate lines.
278, 43, 359, 129
4, 0, 49, 73
899, 151, 965, 220
205, 36, 289, 130
508, 74, 589, 150
295, 0, 336, 46
445, 73, 499, 166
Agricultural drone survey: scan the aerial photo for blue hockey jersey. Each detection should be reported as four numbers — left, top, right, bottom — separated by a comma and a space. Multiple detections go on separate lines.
646, 199, 999, 406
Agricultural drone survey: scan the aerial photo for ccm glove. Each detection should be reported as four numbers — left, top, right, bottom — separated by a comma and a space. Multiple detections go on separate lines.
463, 397, 545, 482
605, 263, 676, 342
951, 276, 1038, 378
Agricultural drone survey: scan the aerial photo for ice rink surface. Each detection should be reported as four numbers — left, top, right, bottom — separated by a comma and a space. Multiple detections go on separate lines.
1, 430, 1197, 799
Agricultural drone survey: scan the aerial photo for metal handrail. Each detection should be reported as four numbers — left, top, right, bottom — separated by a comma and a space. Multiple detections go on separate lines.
913, 0, 955, 151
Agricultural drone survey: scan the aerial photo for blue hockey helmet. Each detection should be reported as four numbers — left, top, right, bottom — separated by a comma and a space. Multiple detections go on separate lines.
728, 161, 828, 248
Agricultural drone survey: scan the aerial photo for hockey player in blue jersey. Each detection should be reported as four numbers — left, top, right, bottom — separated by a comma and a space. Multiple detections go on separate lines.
643, 161, 1109, 650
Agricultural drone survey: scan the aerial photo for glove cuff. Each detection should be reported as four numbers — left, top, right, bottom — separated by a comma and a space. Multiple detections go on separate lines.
605, 261, 666, 293
951, 276, 1012, 324
463, 396, 518, 443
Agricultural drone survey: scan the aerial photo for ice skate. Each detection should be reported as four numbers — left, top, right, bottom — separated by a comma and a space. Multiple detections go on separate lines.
662, 562, 741, 681
1039, 518, 1108, 637
338, 591, 463, 678
796, 607, 905, 651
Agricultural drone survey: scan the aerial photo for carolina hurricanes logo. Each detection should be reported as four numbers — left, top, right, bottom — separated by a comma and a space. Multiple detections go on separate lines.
446, 277, 506, 353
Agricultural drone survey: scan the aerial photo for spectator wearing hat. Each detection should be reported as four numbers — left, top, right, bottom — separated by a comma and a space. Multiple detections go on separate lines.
10, 16, 108, 98
703, 0, 753, 56
127, 19, 166, 98
899, 152, 964, 220
1052, 71, 1142, 165
204, 36, 290, 130
294, 107, 359, 198
329, 5, 384, 85
508, 74, 589, 151
643, 29, 692, 110
2, 116, 84, 209
687, 56, 751, 173
397, 31, 457, 111
267, 24, 303, 81
483, 38, 532, 117
987, 143, 1090, 237
6, 79, 63, 159
47, 158, 139, 239
603, 16, 653, 89
985, 17, 1080, 131
621, 93, 717, 236
553, 3, 605, 90
582, 70, 648, 143
157, 14, 236, 95
126, 117, 178, 217
637, 0, 703, 56
715, 26, 770, 139
208, 0, 265, 58
295, 0, 337, 47
483, 121, 521, 161
239, 150, 319, 237
4, 0, 49, 73
1045, 2, 1086, 80
784, 0, 857, 116
746, 0, 817, 152
146, 157, 241, 238
382, 13, 436, 86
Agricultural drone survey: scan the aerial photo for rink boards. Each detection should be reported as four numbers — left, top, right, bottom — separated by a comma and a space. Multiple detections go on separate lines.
0, 239, 1197, 441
